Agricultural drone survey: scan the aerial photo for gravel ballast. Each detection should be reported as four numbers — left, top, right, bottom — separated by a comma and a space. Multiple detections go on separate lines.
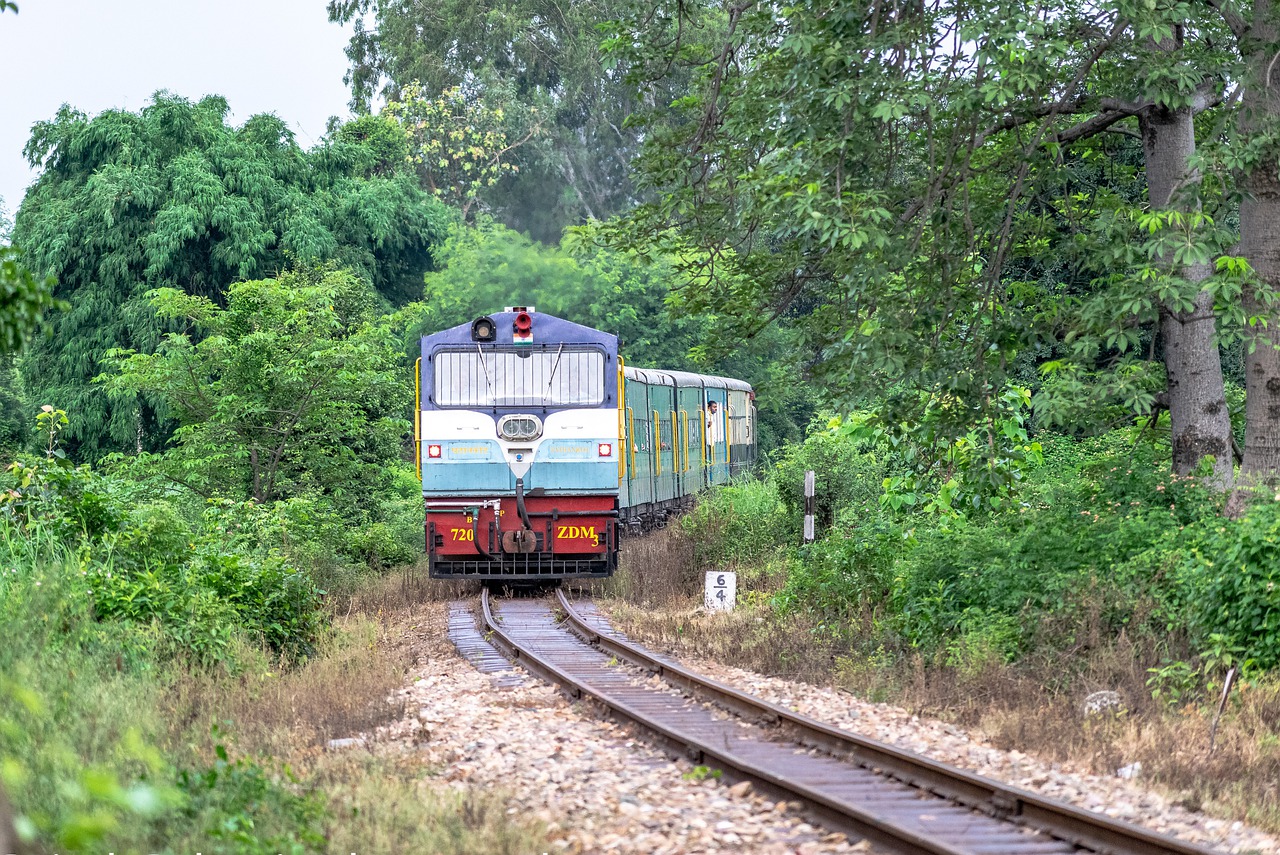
378, 600, 1275, 854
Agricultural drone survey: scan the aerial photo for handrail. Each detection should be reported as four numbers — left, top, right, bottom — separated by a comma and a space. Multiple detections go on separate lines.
652, 409, 661, 475
670, 409, 679, 476
679, 409, 690, 472
617, 357, 626, 483
414, 357, 422, 478
626, 407, 636, 476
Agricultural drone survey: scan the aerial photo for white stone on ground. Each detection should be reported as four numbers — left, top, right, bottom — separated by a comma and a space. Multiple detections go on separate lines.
377, 600, 1276, 854
378, 602, 868, 854
666, 653, 1278, 855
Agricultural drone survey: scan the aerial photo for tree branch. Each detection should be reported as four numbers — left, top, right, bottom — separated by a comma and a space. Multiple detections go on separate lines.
1203, 0, 1248, 42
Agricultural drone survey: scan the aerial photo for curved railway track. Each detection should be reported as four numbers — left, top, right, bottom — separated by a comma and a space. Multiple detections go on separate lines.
478, 588, 1222, 855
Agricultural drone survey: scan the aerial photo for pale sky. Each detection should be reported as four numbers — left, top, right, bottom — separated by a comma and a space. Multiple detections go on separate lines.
0, 0, 360, 214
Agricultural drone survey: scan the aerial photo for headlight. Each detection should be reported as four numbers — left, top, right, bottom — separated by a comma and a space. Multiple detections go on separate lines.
498, 415, 542, 442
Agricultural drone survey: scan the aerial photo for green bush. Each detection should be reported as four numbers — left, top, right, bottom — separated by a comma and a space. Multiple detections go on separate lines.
679, 479, 789, 567
1, 456, 325, 668
1183, 499, 1280, 671
772, 419, 887, 529
0, 551, 172, 852
753, 426, 1223, 661
169, 746, 326, 855
887, 437, 1216, 654
773, 508, 905, 625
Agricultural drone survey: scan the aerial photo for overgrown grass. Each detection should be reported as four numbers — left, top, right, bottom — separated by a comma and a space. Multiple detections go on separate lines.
602, 426, 1280, 832
0, 437, 538, 853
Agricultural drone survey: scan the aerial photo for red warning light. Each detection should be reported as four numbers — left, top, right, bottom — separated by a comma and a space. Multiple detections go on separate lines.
598, 443, 612, 457
427, 444, 442, 459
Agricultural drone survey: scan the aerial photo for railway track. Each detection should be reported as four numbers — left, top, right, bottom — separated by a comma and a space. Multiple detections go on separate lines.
477, 588, 1222, 855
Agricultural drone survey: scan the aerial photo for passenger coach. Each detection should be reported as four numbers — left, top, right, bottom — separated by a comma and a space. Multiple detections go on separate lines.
416, 308, 756, 580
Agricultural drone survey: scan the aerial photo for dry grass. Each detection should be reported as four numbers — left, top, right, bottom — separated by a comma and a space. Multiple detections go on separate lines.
163, 565, 545, 853
317, 752, 542, 855
601, 530, 1280, 833
591, 524, 701, 605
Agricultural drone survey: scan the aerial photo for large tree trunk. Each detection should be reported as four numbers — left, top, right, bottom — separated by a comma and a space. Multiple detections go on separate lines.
1236, 0, 1280, 491
1140, 104, 1234, 488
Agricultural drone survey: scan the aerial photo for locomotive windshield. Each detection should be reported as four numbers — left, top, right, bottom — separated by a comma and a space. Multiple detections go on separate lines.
434, 347, 606, 408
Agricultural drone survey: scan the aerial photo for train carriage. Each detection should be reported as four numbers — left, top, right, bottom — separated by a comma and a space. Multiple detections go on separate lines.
417, 309, 756, 580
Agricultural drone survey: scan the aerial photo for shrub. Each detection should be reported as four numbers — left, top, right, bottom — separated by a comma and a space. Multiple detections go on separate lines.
772, 419, 887, 530
1183, 500, 1280, 671
169, 747, 326, 855
773, 508, 905, 626
679, 479, 789, 568
887, 441, 1215, 654
1, 455, 325, 668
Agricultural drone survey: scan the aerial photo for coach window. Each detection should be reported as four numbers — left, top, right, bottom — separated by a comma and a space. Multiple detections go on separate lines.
434, 348, 607, 408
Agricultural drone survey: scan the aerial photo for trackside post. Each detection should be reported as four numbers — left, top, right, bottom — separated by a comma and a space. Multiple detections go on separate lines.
803, 470, 815, 543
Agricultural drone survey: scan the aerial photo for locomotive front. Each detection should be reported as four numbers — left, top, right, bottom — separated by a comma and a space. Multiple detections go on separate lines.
416, 309, 621, 580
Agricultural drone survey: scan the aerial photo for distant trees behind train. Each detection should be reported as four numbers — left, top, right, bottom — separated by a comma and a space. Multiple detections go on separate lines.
402, 220, 818, 454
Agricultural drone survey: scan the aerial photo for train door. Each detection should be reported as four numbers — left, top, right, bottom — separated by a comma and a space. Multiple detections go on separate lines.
706, 387, 729, 486
625, 374, 653, 509
652, 377, 677, 503
676, 384, 703, 498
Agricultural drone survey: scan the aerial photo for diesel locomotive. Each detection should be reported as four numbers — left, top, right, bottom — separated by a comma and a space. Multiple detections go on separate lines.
415, 308, 757, 580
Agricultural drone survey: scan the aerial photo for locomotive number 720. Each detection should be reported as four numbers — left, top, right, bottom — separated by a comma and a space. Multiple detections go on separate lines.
450, 527, 475, 541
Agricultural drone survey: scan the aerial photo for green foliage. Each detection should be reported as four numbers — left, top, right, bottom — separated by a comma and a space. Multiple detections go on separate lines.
1, 425, 325, 666
0, 245, 60, 353
14, 94, 450, 459
0, 560, 177, 853
678, 480, 789, 568
724, 424, 1243, 668
772, 417, 888, 528
103, 267, 409, 512
888, 435, 1217, 653
602, 0, 1245, 473
1181, 500, 1280, 671
329, 0, 657, 241
0, 527, 327, 853
774, 509, 905, 627
384, 82, 540, 218
0, 356, 27, 454
171, 745, 326, 855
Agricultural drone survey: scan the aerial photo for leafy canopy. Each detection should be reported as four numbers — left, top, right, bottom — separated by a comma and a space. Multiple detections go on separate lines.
101, 267, 409, 511
328, 0, 671, 241
14, 93, 451, 458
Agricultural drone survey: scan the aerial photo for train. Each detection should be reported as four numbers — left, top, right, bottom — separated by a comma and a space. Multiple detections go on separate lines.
415, 308, 757, 580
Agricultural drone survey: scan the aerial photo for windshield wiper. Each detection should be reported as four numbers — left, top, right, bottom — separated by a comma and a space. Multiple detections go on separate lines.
542, 343, 566, 406
476, 343, 496, 405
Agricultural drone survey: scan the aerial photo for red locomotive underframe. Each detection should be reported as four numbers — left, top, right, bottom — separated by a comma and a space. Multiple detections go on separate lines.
427, 495, 616, 559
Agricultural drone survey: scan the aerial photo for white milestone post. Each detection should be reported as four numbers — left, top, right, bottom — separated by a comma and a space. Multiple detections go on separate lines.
705, 571, 736, 612
803, 470, 816, 543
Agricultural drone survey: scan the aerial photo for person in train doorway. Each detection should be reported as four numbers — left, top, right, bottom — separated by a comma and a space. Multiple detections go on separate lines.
705, 400, 724, 452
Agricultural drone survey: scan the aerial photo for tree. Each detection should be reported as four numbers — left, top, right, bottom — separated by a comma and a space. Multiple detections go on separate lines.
14, 93, 451, 459
328, 0, 672, 241
604, 0, 1244, 488
409, 219, 816, 448
1231, 0, 1280, 492
102, 268, 408, 509
383, 82, 542, 220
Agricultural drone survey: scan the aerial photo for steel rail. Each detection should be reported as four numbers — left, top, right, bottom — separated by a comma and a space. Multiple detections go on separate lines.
480, 589, 975, 855
553, 589, 1221, 855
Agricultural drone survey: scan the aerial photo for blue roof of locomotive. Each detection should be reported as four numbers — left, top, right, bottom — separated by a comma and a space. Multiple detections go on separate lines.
420, 310, 619, 352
